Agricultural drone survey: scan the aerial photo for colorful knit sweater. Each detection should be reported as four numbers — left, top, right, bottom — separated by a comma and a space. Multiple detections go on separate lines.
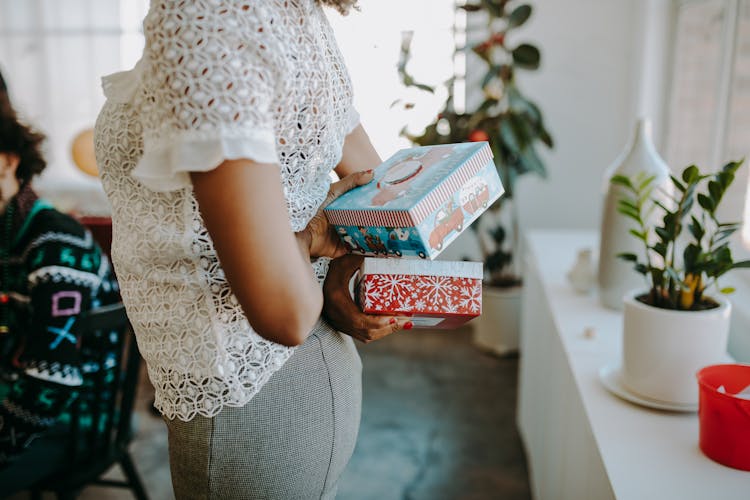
0, 185, 119, 467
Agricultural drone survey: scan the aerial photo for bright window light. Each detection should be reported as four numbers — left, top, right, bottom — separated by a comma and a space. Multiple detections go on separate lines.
327, 0, 461, 158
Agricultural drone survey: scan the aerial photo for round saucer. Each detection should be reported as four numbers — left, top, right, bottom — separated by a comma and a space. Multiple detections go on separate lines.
598, 364, 698, 413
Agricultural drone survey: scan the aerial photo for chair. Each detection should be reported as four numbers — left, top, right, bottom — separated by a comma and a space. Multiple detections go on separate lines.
30, 302, 148, 500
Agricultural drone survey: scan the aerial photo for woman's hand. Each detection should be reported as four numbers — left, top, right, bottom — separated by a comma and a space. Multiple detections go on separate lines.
301, 170, 374, 259
323, 254, 412, 343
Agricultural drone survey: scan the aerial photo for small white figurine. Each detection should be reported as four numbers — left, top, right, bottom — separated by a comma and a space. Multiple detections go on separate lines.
567, 248, 597, 294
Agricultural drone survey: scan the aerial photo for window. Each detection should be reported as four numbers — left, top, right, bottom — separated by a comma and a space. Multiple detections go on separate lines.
0, 0, 148, 192
665, 0, 750, 249
0, 0, 456, 208
327, 0, 461, 157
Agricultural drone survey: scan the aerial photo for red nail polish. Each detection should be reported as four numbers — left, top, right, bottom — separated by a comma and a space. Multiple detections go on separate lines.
403, 321, 413, 330
365, 169, 373, 173
389, 317, 396, 324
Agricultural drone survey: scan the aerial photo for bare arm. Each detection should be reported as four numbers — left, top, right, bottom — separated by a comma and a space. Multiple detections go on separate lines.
326, 126, 411, 341
191, 160, 322, 347
334, 124, 382, 178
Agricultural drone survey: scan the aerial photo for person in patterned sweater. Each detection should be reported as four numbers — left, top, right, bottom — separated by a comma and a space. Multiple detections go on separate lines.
0, 85, 118, 490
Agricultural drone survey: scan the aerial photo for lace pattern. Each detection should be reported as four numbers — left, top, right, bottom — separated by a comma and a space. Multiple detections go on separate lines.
94, 0, 356, 421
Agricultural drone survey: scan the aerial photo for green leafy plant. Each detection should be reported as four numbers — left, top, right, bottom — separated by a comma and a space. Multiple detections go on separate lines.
397, 0, 552, 286
613, 160, 750, 311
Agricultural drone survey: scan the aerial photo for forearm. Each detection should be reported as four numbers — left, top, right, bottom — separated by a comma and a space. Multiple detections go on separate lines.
335, 124, 382, 177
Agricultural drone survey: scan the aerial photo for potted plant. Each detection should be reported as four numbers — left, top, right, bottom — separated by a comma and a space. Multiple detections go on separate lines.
613, 161, 750, 406
397, 0, 553, 355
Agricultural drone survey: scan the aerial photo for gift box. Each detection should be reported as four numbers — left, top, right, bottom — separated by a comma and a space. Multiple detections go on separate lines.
325, 142, 503, 260
357, 258, 484, 329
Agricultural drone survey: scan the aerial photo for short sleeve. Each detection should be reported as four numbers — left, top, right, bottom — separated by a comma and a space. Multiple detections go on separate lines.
132, 3, 284, 192
345, 105, 361, 136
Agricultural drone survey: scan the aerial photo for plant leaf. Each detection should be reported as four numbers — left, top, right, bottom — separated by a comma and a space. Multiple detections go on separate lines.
720, 287, 736, 294
538, 127, 554, 148
688, 215, 704, 241
499, 117, 521, 153
683, 244, 701, 272
697, 193, 715, 212
508, 4, 533, 28
629, 229, 647, 242
512, 44, 541, 70
635, 263, 649, 275
708, 180, 723, 204
518, 145, 547, 178
682, 165, 700, 184
638, 174, 656, 192
611, 175, 633, 189
460, 3, 483, 12
655, 227, 671, 242
722, 160, 742, 176
670, 175, 686, 192
413, 83, 435, 93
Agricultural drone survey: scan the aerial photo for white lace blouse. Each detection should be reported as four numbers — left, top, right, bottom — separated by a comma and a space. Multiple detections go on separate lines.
94, 0, 359, 421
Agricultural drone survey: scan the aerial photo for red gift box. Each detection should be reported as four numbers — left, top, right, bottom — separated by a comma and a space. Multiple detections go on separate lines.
357, 258, 483, 329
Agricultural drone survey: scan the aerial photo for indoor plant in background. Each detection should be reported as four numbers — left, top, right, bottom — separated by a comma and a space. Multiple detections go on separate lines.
398, 0, 553, 355
613, 161, 750, 407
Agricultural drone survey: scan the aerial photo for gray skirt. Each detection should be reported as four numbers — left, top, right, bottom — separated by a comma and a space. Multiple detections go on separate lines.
163, 324, 363, 500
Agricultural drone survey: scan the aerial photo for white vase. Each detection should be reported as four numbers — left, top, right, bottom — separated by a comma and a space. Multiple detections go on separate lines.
621, 290, 731, 406
598, 118, 672, 310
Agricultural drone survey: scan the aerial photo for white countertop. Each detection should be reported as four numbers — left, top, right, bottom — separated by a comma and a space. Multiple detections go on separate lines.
524, 229, 750, 499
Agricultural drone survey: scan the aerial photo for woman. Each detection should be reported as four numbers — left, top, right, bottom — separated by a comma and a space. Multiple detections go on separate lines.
0, 85, 119, 492
94, 1, 408, 498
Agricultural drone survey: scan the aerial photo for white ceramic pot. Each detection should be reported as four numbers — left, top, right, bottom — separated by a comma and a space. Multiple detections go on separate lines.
472, 285, 521, 356
621, 289, 731, 406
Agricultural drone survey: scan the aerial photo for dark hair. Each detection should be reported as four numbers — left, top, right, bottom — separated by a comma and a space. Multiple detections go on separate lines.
0, 104, 47, 184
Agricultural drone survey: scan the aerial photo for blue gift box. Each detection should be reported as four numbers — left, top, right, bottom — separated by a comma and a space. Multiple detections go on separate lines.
324, 142, 504, 260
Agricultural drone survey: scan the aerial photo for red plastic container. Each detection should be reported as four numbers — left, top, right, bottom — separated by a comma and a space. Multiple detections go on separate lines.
696, 364, 750, 471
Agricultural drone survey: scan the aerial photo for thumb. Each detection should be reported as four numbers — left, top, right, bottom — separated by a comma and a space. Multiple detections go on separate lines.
327, 169, 375, 202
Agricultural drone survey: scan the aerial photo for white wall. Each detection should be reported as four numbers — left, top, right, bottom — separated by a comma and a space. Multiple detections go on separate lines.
438, 0, 675, 262
478, 0, 750, 361
512, 0, 642, 232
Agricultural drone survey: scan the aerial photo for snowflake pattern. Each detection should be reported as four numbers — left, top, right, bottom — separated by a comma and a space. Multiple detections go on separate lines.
417, 275, 459, 306
359, 274, 481, 316
459, 281, 482, 313
378, 274, 412, 303
362, 280, 382, 310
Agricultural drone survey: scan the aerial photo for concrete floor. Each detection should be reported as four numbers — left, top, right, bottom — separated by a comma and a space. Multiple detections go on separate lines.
20, 326, 531, 500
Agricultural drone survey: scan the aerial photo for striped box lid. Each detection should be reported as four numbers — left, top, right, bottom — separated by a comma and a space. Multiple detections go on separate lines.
325, 142, 495, 228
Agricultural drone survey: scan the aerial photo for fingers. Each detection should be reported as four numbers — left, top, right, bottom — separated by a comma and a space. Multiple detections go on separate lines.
324, 253, 414, 343
326, 170, 374, 204
349, 315, 413, 344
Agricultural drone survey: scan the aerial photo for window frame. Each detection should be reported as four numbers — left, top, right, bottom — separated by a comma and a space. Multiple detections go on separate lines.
664, 0, 750, 259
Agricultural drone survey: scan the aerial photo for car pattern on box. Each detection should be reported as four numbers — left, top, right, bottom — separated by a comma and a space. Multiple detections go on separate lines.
429, 199, 464, 250
386, 228, 427, 259
460, 177, 490, 215
325, 143, 503, 260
